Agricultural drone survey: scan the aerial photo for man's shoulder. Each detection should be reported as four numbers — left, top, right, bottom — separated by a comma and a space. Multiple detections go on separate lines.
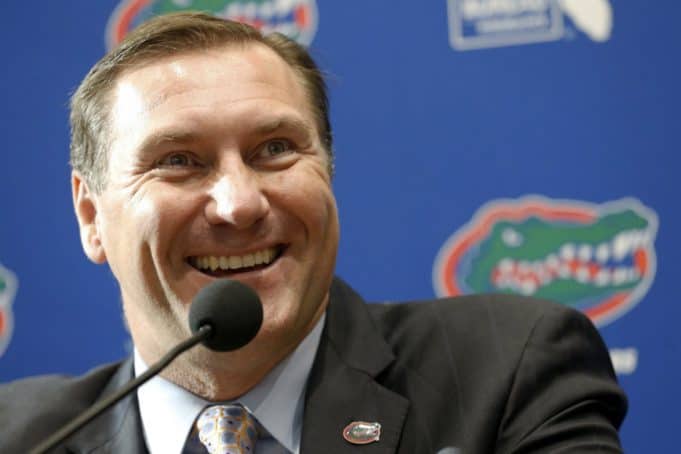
0, 360, 121, 406
0, 361, 124, 450
367, 292, 576, 336
364, 293, 603, 375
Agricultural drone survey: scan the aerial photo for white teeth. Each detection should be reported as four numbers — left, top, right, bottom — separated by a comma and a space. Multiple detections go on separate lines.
611, 228, 653, 261
192, 248, 278, 272
230, 256, 242, 269
560, 243, 576, 261
576, 266, 590, 283
612, 233, 631, 261
492, 228, 652, 293
219, 256, 229, 269
595, 270, 611, 287
578, 244, 593, 262
276, 0, 295, 15
595, 243, 610, 263
520, 280, 536, 295
499, 258, 514, 273
612, 268, 628, 285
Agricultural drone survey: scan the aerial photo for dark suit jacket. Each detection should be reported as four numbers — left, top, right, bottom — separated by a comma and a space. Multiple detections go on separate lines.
0, 278, 626, 453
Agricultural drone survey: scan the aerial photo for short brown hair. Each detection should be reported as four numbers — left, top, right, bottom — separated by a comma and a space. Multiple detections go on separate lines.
70, 12, 333, 192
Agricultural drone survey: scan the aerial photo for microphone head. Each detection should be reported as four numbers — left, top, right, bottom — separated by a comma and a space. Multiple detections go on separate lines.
188, 279, 263, 352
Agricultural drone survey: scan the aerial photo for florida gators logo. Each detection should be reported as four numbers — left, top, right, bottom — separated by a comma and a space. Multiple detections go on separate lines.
107, 0, 318, 49
0, 262, 18, 357
433, 196, 658, 326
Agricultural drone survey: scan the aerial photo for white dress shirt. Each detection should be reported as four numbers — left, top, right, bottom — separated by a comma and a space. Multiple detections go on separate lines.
135, 314, 325, 454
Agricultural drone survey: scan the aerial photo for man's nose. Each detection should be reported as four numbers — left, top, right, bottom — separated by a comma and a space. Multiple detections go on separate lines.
204, 163, 269, 229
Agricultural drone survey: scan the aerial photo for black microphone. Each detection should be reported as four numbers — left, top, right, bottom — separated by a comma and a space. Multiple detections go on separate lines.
30, 279, 263, 454
189, 279, 263, 351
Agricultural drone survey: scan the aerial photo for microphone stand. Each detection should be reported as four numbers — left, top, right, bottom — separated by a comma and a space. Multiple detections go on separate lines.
29, 325, 212, 454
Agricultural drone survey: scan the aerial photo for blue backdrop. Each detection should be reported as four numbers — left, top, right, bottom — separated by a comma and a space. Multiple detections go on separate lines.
1, 1, 679, 452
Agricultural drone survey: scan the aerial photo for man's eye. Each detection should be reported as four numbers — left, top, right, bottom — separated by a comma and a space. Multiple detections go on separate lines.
260, 140, 294, 157
157, 153, 196, 167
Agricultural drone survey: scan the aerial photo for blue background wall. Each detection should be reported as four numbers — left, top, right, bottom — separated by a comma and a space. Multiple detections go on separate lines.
1, 1, 679, 452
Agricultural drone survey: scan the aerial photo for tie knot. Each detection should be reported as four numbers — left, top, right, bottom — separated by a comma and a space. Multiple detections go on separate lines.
196, 404, 258, 454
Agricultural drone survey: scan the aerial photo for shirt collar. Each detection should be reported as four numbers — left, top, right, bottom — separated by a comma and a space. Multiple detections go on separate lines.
135, 313, 325, 454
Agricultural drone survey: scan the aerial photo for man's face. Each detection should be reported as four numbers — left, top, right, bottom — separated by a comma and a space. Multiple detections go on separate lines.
74, 44, 339, 370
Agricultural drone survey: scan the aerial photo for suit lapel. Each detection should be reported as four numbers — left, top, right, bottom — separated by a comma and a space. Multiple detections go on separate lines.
65, 358, 147, 454
301, 279, 409, 453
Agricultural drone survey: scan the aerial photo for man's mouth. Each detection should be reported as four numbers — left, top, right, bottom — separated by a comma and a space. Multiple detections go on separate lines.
187, 245, 284, 277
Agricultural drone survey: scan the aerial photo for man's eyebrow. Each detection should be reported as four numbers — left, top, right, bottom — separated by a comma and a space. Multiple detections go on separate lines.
137, 130, 199, 155
252, 116, 315, 136
136, 116, 314, 155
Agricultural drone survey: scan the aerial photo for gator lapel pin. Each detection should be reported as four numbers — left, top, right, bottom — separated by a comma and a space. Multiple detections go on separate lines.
342, 421, 381, 445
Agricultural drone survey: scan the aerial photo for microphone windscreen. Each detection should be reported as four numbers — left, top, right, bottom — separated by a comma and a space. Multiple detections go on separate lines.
188, 279, 263, 352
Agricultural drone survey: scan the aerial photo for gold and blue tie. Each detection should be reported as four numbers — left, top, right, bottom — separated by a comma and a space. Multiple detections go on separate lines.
195, 404, 258, 454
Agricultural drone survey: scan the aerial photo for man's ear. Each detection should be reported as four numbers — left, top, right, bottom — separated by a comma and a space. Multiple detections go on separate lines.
72, 171, 107, 264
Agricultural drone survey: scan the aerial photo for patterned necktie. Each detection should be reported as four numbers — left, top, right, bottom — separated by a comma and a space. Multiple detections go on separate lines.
195, 404, 259, 454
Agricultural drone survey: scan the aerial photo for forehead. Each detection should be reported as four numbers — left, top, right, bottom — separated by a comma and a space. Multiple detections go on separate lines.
108, 44, 312, 139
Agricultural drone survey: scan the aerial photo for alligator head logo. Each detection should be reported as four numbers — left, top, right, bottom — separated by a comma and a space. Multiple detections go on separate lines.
0, 262, 18, 357
433, 196, 658, 326
107, 0, 318, 49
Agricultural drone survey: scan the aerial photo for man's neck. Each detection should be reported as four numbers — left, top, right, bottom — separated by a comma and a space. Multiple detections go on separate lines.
135, 312, 326, 454
136, 301, 328, 401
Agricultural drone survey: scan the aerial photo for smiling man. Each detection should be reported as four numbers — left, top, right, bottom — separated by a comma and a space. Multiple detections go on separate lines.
0, 12, 626, 454
73, 31, 338, 404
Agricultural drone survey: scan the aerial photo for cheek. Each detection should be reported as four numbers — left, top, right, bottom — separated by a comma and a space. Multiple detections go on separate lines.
137, 190, 202, 252
274, 166, 338, 236
130, 196, 161, 230
99, 189, 190, 262
304, 183, 339, 245
308, 189, 338, 243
